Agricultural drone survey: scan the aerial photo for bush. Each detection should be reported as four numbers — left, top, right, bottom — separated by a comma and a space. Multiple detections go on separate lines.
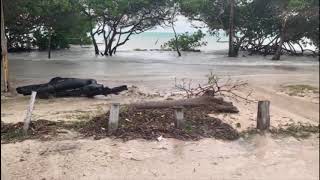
33, 30, 70, 50
161, 30, 207, 51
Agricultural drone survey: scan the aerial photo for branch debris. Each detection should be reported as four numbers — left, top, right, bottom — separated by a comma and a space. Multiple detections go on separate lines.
174, 72, 256, 103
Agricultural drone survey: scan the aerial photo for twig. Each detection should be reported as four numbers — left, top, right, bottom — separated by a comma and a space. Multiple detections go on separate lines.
174, 73, 256, 103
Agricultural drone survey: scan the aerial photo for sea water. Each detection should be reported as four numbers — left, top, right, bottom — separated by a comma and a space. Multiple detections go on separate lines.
94, 31, 229, 51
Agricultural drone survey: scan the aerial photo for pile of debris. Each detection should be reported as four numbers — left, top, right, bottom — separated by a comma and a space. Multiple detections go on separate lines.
80, 96, 240, 141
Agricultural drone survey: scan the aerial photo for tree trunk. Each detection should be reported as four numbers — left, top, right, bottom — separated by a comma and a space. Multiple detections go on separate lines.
272, 19, 287, 60
1, 0, 10, 92
172, 23, 181, 57
228, 0, 236, 57
272, 35, 284, 60
48, 30, 52, 59
103, 30, 109, 56
90, 31, 99, 55
105, 30, 117, 56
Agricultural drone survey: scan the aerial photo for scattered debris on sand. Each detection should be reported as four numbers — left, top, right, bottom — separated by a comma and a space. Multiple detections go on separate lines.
80, 106, 240, 141
1, 97, 240, 143
2, 96, 318, 144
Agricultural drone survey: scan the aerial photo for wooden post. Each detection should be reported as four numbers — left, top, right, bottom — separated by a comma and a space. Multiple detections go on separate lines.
23, 91, 37, 134
257, 101, 270, 130
1, 0, 10, 92
108, 103, 120, 133
174, 107, 185, 129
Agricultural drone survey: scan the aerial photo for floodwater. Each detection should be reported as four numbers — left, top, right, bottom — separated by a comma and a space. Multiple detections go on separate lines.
3, 45, 319, 89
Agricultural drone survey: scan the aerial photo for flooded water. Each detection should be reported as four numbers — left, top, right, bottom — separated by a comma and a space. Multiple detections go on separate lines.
3, 46, 319, 88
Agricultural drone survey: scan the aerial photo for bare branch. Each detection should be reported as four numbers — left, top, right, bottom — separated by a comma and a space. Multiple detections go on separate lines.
174, 74, 256, 103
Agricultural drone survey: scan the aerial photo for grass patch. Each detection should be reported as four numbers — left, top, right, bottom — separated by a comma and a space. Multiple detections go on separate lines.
269, 123, 319, 138
283, 84, 319, 96
240, 122, 319, 139
1, 128, 26, 142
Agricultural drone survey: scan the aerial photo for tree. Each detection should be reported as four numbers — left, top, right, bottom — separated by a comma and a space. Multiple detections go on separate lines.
164, 1, 182, 56
79, 0, 170, 56
180, 0, 319, 59
180, 0, 240, 55
77, 0, 104, 55
162, 30, 207, 51
271, 0, 319, 60
3, 0, 91, 53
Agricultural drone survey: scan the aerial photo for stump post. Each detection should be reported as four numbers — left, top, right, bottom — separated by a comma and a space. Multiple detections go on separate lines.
174, 107, 185, 129
23, 91, 37, 134
108, 103, 120, 133
256, 101, 270, 130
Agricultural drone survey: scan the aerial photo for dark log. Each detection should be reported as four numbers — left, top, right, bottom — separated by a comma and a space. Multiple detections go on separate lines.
16, 77, 128, 99
131, 96, 239, 113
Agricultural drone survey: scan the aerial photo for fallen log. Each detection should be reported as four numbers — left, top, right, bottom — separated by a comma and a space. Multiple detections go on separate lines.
131, 96, 239, 113
16, 77, 128, 99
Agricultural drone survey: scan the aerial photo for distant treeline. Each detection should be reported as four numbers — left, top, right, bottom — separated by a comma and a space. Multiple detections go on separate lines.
3, 0, 319, 59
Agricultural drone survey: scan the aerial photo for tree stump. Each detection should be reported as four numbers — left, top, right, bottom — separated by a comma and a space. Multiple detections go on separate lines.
257, 101, 270, 130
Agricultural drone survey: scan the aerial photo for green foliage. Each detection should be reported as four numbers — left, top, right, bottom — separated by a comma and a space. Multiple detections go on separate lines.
162, 30, 207, 51
4, 0, 91, 51
179, 0, 319, 54
3, 0, 319, 54
33, 31, 70, 50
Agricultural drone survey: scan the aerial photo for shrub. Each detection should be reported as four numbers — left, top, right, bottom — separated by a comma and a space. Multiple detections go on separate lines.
162, 30, 207, 51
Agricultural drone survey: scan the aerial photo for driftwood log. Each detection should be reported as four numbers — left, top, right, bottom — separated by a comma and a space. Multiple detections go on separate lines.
131, 96, 239, 113
16, 77, 128, 99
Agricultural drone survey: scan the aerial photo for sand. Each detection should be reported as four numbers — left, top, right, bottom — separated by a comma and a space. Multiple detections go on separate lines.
1, 135, 319, 180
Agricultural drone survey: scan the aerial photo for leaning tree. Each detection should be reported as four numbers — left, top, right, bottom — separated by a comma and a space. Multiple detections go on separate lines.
179, 0, 319, 59
79, 0, 171, 56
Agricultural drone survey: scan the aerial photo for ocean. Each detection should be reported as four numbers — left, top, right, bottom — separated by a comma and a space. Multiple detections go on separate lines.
94, 31, 229, 52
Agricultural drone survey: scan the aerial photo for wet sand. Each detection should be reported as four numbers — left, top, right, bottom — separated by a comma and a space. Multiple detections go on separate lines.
1, 49, 319, 179
1, 135, 319, 180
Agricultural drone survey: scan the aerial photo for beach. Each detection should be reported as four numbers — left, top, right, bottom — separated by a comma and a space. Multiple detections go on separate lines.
1, 46, 319, 180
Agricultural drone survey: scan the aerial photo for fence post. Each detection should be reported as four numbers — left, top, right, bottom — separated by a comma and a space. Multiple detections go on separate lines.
257, 101, 270, 130
23, 91, 37, 134
108, 103, 120, 133
174, 107, 185, 129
